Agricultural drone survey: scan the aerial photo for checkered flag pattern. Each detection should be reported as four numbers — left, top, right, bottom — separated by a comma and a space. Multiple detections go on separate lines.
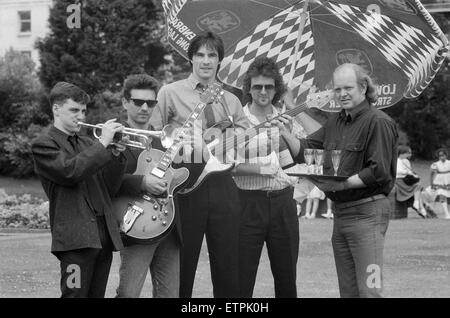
162, 0, 187, 22
325, 2, 445, 98
218, 2, 316, 105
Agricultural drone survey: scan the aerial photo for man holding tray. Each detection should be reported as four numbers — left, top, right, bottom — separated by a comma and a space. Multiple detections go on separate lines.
270, 63, 398, 297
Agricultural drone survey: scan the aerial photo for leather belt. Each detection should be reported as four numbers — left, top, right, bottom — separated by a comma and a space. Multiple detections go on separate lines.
335, 194, 386, 209
239, 187, 293, 198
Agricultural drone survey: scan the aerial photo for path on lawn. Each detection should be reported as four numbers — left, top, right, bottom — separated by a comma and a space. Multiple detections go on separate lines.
1, 214, 449, 298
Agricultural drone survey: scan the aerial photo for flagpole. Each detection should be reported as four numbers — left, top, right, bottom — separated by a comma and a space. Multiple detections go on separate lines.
288, 0, 310, 89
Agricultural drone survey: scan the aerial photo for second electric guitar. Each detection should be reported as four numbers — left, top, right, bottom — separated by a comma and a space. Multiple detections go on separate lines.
179, 89, 333, 195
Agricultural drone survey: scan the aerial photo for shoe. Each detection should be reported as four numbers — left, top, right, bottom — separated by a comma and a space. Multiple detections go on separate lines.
321, 212, 333, 219
413, 201, 420, 211
425, 205, 438, 218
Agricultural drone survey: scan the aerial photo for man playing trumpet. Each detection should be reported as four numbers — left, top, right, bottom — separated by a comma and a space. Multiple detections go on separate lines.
31, 82, 127, 297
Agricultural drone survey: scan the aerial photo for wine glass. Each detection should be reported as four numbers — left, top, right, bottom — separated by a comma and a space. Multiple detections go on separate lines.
304, 148, 314, 174
314, 149, 324, 175
331, 150, 342, 176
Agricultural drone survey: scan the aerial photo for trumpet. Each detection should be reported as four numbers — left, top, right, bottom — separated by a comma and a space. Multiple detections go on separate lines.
77, 122, 166, 149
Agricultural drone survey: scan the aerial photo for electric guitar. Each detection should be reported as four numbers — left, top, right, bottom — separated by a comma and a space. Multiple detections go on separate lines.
113, 83, 224, 243
179, 89, 334, 195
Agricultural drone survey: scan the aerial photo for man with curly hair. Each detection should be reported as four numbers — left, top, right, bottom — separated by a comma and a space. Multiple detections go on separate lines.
233, 56, 299, 297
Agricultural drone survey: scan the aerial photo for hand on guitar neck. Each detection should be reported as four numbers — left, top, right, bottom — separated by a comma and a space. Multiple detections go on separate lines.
281, 87, 325, 135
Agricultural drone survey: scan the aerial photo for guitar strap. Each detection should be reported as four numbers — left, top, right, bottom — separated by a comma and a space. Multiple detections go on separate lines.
198, 83, 235, 130
204, 103, 216, 129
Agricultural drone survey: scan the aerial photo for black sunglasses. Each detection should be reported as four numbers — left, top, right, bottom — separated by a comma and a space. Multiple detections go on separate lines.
129, 98, 158, 108
251, 84, 275, 91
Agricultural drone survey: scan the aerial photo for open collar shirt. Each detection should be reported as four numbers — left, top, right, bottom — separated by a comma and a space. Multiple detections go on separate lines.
295, 100, 398, 203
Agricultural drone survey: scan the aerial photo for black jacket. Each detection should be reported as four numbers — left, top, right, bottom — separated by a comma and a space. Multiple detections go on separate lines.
32, 126, 126, 253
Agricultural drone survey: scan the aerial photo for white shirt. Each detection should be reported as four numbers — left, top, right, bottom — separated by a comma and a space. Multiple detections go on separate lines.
233, 105, 296, 191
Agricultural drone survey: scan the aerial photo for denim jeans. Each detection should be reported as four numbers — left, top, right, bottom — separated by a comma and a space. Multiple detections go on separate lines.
116, 231, 179, 298
332, 197, 390, 298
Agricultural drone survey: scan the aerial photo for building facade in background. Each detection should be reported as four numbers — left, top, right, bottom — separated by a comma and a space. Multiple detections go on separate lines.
0, 0, 52, 66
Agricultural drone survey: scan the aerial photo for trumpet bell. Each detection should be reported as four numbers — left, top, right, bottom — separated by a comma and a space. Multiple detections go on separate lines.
161, 124, 175, 149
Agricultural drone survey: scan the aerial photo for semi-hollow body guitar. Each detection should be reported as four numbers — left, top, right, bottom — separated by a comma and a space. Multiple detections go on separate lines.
113, 83, 224, 242
179, 89, 333, 195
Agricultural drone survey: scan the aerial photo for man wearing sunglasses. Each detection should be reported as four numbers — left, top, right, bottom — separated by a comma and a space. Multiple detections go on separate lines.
232, 56, 301, 297
115, 74, 204, 298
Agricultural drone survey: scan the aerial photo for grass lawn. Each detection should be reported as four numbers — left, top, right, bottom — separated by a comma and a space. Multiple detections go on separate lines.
0, 176, 46, 200
1, 216, 449, 298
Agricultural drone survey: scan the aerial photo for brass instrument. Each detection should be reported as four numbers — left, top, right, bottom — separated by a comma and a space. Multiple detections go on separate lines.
77, 122, 167, 149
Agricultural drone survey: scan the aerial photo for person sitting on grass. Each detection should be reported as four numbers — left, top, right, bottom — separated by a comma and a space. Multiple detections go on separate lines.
395, 145, 427, 218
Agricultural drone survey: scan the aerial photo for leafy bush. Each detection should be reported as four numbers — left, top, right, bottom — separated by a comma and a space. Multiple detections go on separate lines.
0, 125, 48, 178
0, 189, 49, 229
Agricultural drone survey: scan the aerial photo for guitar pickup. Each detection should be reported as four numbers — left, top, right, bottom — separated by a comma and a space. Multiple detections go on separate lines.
121, 204, 144, 233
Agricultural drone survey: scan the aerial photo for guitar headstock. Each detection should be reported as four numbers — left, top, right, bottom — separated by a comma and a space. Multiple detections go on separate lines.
200, 82, 224, 104
306, 87, 334, 109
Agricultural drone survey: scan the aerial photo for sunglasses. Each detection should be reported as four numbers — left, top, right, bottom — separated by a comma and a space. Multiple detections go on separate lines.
129, 98, 158, 108
251, 84, 275, 91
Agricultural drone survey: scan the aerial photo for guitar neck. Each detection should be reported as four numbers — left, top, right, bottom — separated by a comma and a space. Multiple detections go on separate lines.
214, 102, 310, 155
155, 103, 206, 173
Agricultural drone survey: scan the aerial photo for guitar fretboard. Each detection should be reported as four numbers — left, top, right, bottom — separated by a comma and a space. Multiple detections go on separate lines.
155, 102, 206, 173
212, 102, 312, 157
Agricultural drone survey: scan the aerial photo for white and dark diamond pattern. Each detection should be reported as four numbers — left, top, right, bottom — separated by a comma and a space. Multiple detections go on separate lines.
325, 2, 444, 98
162, 0, 188, 22
218, 2, 316, 104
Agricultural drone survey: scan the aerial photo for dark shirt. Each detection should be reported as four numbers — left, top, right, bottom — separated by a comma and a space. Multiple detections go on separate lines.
32, 125, 126, 252
295, 100, 398, 203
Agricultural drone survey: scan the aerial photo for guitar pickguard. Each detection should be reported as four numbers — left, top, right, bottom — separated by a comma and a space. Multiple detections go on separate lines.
113, 149, 189, 242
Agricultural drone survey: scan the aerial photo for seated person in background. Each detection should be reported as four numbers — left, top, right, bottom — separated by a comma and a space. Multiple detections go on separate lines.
304, 186, 325, 219
395, 145, 426, 218
430, 148, 450, 219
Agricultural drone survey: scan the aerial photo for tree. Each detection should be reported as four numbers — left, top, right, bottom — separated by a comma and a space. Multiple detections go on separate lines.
385, 61, 450, 160
0, 50, 49, 178
0, 49, 49, 130
37, 0, 168, 96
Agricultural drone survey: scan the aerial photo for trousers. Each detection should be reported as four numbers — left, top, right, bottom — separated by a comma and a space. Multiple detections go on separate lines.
116, 231, 180, 298
332, 196, 390, 298
238, 187, 298, 298
177, 173, 240, 298
55, 216, 113, 298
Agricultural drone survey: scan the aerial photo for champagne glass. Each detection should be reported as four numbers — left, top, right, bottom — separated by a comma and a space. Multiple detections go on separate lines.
314, 149, 324, 175
304, 148, 314, 174
331, 150, 342, 176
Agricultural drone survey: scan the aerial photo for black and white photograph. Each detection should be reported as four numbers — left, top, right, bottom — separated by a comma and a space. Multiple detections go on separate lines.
0, 0, 449, 304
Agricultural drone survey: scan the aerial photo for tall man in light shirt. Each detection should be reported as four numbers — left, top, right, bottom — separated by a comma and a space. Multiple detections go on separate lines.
156, 31, 249, 298
233, 57, 299, 298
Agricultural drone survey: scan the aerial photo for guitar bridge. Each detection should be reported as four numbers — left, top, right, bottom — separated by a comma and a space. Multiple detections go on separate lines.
121, 204, 144, 233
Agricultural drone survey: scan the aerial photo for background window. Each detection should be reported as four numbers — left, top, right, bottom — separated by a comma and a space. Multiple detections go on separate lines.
18, 11, 31, 33
20, 51, 32, 58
